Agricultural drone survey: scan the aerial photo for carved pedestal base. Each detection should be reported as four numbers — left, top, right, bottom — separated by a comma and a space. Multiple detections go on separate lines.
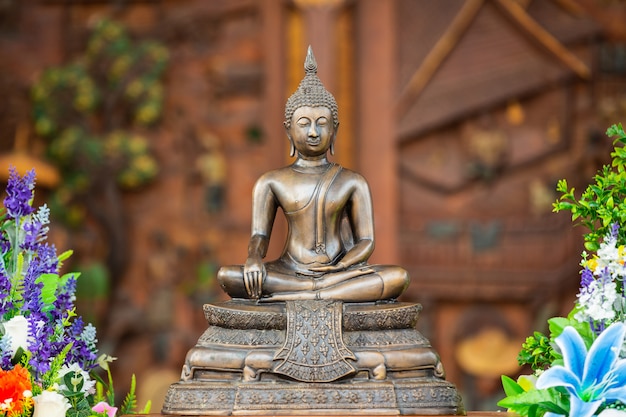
163, 378, 461, 415
162, 301, 464, 415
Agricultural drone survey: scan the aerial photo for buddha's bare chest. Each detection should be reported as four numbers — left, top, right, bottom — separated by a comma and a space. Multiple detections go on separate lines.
272, 175, 347, 214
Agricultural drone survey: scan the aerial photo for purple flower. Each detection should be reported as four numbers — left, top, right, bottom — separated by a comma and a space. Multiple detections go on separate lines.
27, 315, 52, 376
25, 244, 59, 279
580, 267, 594, 289
0, 334, 13, 370
52, 274, 76, 322
0, 234, 9, 255
65, 317, 97, 370
610, 222, 620, 240
21, 220, 43, 251
1, 167, 101, 380
22, 261, 45, 318
22, 205, 51, 251
3, 167, 35, 219
0, 265, 12, 316
598, 267, 613, 285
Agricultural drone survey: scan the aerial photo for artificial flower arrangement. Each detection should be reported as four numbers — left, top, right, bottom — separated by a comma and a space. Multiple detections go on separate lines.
0, 167, 150, 417
498, 124, 626, 417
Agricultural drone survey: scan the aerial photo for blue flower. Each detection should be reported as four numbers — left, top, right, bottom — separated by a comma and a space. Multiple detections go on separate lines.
536, 322, 626, 417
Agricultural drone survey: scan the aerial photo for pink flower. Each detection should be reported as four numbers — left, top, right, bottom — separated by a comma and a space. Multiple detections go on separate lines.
92, 401, 118, 417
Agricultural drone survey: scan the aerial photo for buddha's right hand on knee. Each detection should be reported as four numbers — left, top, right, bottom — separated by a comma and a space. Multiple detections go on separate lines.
244, 257, 265, 299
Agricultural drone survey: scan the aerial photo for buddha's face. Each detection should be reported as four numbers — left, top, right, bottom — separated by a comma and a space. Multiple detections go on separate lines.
286, 106, 336, 158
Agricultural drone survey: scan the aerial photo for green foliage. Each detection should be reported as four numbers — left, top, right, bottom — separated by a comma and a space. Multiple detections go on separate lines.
505, 315, 596, 416
67, 397, 93, 417
501, 123, 626, 416
39, 342, 72, 391
553, 123, 626, 250
498, 376, 570, 417
92, 356, 151, 415
119, 374, 138, 415
517, 315, 596, 375
517, 331, 557, 372
36, 273, 61, 311
547, 315, 595, 351
30, 17, 168, 226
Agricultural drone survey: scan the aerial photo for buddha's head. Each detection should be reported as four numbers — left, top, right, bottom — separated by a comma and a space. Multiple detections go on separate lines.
284, 46, 339, 157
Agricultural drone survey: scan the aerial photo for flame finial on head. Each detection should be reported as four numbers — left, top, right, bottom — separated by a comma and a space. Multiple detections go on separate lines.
285, 45, 338, 129
304, 45, 317, 75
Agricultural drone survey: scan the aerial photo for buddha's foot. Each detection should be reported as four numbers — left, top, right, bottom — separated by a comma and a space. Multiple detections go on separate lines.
312, 267, 376, 289
243, 365, 258, 382
260, 290, 320, 301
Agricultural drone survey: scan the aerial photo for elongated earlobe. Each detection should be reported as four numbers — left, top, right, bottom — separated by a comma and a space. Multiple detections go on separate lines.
330, 125, 338, 156
285, 121, 296, 157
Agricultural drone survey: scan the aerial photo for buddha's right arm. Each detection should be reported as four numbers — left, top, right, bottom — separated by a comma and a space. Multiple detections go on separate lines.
249, 177, 277, 260
247, 234, 269, 259
244, 234, 269, 298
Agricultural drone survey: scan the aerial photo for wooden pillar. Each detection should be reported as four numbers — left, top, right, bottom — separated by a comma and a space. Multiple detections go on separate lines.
356, 0, 398, 264
293, 0, 345, 93
261, 0, 286, 169
261, 0, 288, 259
290, 0, 354, 169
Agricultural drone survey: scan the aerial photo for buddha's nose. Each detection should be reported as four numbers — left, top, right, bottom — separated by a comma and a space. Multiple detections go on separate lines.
308, 123, 319, 137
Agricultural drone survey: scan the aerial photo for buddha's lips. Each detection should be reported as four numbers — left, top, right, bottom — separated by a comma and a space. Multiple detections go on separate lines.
307, 138, 321, 145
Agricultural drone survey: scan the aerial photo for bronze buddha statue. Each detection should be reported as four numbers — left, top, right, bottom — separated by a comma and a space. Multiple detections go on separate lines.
162, 47, 464, 416
218, 48, 408, 303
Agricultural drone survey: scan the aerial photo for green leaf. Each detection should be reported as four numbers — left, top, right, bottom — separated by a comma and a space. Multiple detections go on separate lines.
11, 346, 27, 366
41, 343, 72, 388
547, 317, 570, 338
140, 400, 152, 414
498, 387, 568, 417
36, 273, 60, 309
120, 374, 138, 414
606, 123, 624, 138
66, 397, 93, 417
64, 370, 85, 394
537, 400, 569, 415
57, 249, 74, 269
501, 375, 524, 397
548, 317, 594, 349
584, 240, 599, 252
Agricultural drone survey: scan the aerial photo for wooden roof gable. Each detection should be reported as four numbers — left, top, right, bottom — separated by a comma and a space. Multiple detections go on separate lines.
396, 0, 600, 141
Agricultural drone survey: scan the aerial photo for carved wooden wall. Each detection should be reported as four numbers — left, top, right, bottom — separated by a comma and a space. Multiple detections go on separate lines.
394, 0, 607, 409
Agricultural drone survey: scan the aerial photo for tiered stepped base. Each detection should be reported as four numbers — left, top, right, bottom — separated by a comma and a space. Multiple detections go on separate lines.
162, 300, 464, 415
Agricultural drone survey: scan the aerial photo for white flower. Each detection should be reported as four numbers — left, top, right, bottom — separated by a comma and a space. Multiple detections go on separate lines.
58, 363, 95, 397
594, 237, 626, 280
597, 238, 619, 263
576, 280, 617, 323
2, 315, 29, 357
32, 391, 71, 417
97, 353, 117, 371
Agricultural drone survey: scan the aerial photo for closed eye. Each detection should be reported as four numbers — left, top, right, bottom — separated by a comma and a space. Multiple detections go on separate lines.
297, 117, 311, 127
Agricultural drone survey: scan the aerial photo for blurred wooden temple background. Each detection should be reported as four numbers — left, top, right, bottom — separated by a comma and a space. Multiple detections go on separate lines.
1, 0, 626, 412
